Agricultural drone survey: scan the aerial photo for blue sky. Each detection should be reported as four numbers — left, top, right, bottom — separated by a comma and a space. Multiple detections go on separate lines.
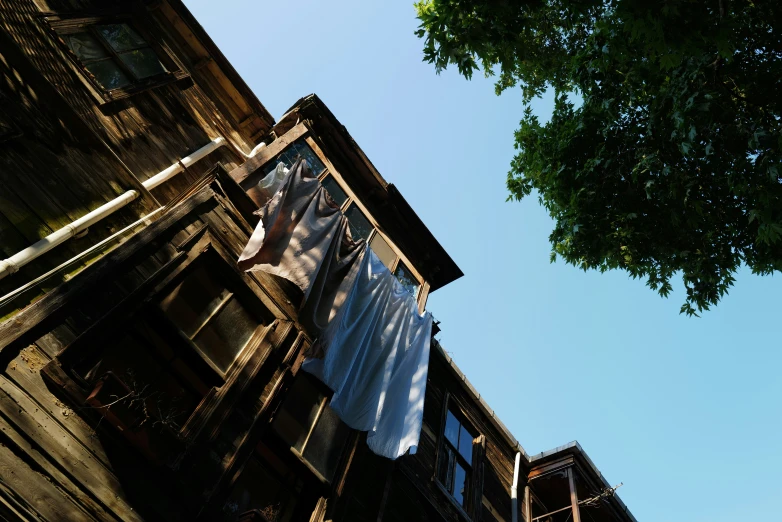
184, 2, 782, 520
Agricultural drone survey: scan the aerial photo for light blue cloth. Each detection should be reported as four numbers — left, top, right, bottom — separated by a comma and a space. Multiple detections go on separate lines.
302, 249, 432, 460
240, 158, 432, 460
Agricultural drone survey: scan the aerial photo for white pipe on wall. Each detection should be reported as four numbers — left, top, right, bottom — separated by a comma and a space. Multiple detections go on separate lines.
0, 136, 233, 281
512, 451, 521, 522
0, 190, 140, 279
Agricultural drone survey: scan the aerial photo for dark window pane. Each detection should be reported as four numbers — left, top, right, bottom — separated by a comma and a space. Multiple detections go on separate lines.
345, 204, 373, 242
321, 175, 348, 208
192, 297, 258, 372
302, 405, 350, 481
65, 32, 109, 61
273, 376, 325, 451
159, 264, 230, 338
85, 60, 131, 90
119, 48, 166, 79
261, 141, 326, 178
458, 425, 473, 465
393, 261, 420, 298
444, 410, 460, 447
453, 462, 468, 507
290, 140, 326, 175
97, 24, 147, 51
369, 233, 397, 269
438, 445, 456, 492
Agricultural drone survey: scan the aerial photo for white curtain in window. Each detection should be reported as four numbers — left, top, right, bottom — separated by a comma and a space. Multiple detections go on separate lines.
238, 159, 432, 459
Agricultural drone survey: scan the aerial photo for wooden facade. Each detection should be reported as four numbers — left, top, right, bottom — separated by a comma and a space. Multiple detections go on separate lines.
0, 2, 638, 522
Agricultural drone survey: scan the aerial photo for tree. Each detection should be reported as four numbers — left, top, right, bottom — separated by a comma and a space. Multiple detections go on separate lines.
415, 0, 782, 315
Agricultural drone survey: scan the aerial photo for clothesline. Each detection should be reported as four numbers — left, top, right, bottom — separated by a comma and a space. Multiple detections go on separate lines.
238, 158, 432, 459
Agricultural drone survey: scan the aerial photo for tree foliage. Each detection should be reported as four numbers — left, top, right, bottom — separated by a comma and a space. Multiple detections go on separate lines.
415, 0, 782, 314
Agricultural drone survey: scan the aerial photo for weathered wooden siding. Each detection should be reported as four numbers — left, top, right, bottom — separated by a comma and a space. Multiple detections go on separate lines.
0, 176, 312, 521
0, 0, 270, 317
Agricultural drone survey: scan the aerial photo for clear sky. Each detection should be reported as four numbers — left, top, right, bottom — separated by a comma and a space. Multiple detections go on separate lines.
184, 2, 782, 520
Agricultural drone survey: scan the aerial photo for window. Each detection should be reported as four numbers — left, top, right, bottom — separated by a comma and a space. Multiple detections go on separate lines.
369, 233, 397, 269
321, 174, 348, 208
158, 257, 264, 375
247, 134, 427, 304
344, 203, 373, 242
63, 23, 166, 91
272, 373, 350, 483
261, 141, 326, 179
394, 261, 420, 298
220, 445, 302, 522
50, 17, 184, 100
438, 406, 477, 510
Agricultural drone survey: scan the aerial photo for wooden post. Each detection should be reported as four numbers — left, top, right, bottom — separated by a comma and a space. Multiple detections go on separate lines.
524, 485, 531, 522
567, 468, 581, 522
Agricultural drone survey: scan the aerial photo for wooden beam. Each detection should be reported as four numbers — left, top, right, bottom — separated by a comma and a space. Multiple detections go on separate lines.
524, 485, 531, 522
567, 467, 582, 522
528, 455, 575, 480
0, 188, 213, 352
228, 122, 310, 186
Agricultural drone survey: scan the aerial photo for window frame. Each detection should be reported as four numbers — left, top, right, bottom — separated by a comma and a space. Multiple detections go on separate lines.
41, 226, 279, 448
271, 372, 352, 485
434, 393, 486, 521
45, 14, 188, 104
234, 123, 430, 310
155, 248, 270, 379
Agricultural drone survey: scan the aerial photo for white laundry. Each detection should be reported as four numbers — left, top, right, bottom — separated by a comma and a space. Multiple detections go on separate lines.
239, 158, 432, 460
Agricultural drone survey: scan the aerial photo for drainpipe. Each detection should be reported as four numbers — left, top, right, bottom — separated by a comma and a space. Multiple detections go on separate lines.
512, 451, 521, 522
0, 136, 231, 280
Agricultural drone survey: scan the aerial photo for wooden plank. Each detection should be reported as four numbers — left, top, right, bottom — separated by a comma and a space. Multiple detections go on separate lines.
0, 378, 117, 521
0, 187, 213, 352
6, 344, 113, 468
0, 438, 95, 522
528, 456, 575, 481
0, 375, 144, 522
567, 467, 582, 522
228, 122, 309, 186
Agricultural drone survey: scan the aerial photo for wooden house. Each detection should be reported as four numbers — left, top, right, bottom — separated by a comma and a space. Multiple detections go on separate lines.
0, 2, 638, 522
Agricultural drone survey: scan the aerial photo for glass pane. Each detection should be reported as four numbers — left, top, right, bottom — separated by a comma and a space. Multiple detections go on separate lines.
97, 24, 148, 51
453, 462, 468, 507
444, 410, 460, 447
369, 233, 397, 269
119, 48, 166, 79
65, 33, 108, 61
273, 375, 325, 451
85, 60, 131, 90
438, 446, 455, 493
321, 175, 348, 208
260, 140, 326, 178
393, 261, 420, 298
345, 204, 373, 242
458, 425, 473, 465
290, 140, 326, 175
192, 297, 258, 372
302, 405, 350, 481
159, 264, 231, 338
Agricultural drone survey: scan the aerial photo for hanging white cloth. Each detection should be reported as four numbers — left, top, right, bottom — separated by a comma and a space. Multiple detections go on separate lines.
245, 162, 289, 207
302, 249, 432, 459
238, 159, 433, 460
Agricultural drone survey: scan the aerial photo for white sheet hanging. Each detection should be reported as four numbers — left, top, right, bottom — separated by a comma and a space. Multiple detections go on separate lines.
238, 158, 432, 460
302, 249, 432, 459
